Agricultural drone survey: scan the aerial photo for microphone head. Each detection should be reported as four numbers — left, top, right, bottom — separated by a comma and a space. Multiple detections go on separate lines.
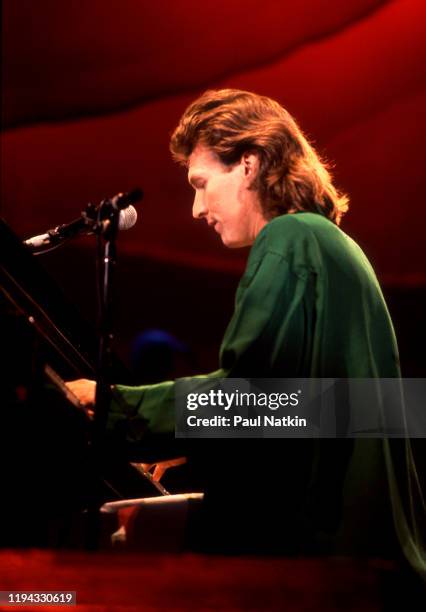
118, 205, 138, 230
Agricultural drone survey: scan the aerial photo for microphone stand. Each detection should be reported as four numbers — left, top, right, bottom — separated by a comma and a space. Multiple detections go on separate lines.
86, 199, 121, 550
95, 200, 119, 438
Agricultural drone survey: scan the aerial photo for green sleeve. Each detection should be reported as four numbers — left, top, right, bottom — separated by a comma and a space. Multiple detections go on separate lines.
109, 249, 313, 438
109, 371, 225, 438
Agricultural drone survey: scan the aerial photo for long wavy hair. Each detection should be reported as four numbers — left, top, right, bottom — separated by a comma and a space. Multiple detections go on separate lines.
170, 89, 349, 225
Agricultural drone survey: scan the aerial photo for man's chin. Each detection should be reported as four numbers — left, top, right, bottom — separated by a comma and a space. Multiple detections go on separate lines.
221, 235, 250, 249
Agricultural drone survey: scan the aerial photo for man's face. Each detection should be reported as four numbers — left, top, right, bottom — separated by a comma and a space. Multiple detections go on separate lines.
187, 144, 267, 248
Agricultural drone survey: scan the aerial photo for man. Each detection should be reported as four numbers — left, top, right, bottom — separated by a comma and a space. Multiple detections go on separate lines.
69, 89, 400, 554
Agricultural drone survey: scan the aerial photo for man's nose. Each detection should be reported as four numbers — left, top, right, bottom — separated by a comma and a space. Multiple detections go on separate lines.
192, 191, 207, 219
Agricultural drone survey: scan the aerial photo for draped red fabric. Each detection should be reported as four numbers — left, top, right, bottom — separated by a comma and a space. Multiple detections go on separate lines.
1, 0, 425, 284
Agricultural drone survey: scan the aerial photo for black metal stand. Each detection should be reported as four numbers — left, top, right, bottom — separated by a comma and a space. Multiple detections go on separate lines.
94, 205, 119, 434
86, 200, 121, 550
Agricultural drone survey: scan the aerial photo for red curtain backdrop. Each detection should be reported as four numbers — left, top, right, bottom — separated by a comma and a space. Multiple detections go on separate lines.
2, 0, 425, 284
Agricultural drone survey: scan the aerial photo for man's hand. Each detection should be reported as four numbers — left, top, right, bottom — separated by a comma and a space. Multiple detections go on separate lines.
66, 378, 96, 407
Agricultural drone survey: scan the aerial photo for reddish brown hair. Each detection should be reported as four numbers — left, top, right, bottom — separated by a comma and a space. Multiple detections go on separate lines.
170, 89, 349, 224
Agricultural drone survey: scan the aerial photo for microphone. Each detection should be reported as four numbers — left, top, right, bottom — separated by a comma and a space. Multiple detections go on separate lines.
24, 189, 141, 250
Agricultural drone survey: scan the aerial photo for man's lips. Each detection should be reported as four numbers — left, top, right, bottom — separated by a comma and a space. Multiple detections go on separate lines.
208, 220, 219, 231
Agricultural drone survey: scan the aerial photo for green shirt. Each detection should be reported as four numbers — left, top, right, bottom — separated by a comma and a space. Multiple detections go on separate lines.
110, 212, 400, 436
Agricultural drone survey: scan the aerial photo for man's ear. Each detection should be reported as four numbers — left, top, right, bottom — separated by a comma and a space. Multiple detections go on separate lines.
241, 152, 260, 191
241, 151, 260, 180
